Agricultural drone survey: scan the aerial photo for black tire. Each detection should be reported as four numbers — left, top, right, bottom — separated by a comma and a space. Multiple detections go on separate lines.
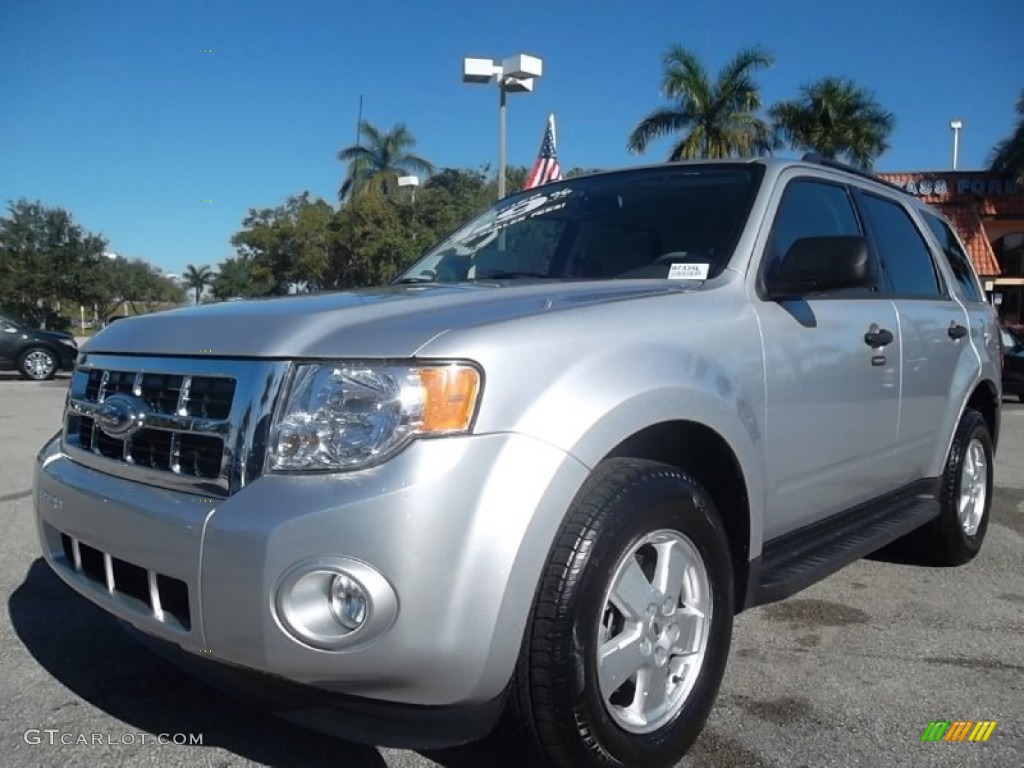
18, 346, 58, 381
1018, 394, 1024, 404
913, 409, 993, 566
504, 458, 733, 768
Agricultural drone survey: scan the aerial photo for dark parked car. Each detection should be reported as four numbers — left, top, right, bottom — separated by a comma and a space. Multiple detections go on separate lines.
0, 313, 78, 380
1002, 326, 1024, 402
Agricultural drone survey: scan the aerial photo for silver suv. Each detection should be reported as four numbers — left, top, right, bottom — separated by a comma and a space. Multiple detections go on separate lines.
34, 157, 1002, 767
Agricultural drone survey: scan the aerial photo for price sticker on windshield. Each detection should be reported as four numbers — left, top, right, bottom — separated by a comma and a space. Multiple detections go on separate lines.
668, 263, 709, 280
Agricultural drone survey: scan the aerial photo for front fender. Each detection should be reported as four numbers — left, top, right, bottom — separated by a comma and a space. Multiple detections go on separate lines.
509, 345, 765, 557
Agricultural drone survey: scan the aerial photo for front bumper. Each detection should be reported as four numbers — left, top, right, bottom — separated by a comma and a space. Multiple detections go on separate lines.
34, 430, 589, 710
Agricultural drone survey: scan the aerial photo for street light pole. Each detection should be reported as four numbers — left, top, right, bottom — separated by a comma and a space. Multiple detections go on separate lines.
950, 119, 963, 170
462, 54, 543, 200
498, 83, 507, 199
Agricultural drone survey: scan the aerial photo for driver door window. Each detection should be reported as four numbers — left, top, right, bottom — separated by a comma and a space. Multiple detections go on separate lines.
764, 179, 867, 288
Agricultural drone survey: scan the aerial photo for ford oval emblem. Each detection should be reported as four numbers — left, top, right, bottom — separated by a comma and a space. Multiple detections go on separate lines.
95, 394, 149, 439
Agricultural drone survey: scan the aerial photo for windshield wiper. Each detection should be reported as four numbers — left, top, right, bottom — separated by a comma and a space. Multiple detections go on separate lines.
475, 271, 554, 280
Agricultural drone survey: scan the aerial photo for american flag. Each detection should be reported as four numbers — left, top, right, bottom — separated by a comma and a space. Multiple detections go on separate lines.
523, 113, 562, 189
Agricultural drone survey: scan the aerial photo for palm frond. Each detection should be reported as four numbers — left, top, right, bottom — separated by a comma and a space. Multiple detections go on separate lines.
628, 107, 691, 154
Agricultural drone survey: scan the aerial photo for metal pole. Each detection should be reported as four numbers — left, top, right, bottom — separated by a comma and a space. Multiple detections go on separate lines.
951, 125, 960, 170
498, 81, 507, 199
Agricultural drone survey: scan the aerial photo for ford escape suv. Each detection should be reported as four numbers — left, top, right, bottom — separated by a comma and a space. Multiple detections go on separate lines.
34, 157, 1001, 767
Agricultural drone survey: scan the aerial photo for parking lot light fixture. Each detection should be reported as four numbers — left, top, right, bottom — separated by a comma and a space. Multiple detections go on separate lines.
462, 54, 544, 199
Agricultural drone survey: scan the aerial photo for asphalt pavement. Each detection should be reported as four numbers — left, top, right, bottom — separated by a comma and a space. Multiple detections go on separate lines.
1, 372, 1021, 767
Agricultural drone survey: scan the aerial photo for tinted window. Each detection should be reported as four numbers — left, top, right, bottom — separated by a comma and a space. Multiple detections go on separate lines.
922, 213, 983, 302
396, 166, 763, 283
859, 194, 941, 297
764, 180, 861, 278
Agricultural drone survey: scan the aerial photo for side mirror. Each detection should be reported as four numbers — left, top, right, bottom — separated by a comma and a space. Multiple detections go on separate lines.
765, 235, 872, 300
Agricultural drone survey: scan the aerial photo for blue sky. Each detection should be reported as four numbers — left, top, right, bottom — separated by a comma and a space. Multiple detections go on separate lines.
1, 0, 1021, 275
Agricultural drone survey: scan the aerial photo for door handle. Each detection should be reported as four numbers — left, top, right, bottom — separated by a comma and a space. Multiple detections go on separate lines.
948, 322, 968, 340
864, 327, 894, 348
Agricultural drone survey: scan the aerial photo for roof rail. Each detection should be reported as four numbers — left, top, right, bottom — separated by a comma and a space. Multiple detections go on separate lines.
799, 152, 907, 193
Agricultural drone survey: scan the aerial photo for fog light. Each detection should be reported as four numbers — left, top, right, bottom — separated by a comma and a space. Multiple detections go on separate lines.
273, 557, 398, 651
330, 574, 367, 629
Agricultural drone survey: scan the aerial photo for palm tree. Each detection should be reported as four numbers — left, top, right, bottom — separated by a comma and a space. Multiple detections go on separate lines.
183, 263, 214, 305
628, 44, 774, 160
769, 78, 895, 170
337, 121, 435, 200
990, 89, 1024, 185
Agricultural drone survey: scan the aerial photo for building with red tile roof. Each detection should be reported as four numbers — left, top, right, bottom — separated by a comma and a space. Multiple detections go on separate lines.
877, 171, 1024, 326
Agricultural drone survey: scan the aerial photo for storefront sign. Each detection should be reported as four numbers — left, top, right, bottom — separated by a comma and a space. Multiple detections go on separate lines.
889, 179, 949, 196
954, 179, 1020, 196
886, 177, 1020, 198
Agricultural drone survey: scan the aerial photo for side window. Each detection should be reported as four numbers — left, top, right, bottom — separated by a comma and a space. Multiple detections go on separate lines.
764, 179, 861, 279
858, 194, 942, 298
922, 212, 984, 302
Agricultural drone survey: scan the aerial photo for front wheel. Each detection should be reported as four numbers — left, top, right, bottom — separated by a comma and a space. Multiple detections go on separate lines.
505, 458, 734, 768
18, 346, 57, 380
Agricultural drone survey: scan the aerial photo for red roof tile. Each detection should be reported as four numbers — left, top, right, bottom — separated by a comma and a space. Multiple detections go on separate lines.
933, 204, 1001, 277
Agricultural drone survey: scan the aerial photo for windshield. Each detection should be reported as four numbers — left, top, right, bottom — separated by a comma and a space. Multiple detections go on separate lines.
396, 164, 763, 284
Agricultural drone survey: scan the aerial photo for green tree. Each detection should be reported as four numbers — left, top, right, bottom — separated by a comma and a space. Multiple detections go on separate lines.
337, 121, 435, 200
990, 89, 1024, 185
230, 192, 335, 294
327, 190, 417, 288
628, 44, 774, 160
503, 165, 531, 195
565, 167, 605, 178
0, 199, 109, 326
94, 257, 184, 317
768, 77, 895, 170
182, 263, 214, 305
212, 256, 258, 300
416, 167, 493, 242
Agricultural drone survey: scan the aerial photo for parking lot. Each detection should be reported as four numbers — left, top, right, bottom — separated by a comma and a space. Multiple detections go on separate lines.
1, 372, 1021, 767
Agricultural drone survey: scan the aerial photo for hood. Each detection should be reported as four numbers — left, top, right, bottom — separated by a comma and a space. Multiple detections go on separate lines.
27, 328, 74, 343
81, 281, 690, 358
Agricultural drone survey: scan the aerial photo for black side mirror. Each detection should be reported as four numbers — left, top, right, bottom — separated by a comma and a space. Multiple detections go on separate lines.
765, 235, 872, 299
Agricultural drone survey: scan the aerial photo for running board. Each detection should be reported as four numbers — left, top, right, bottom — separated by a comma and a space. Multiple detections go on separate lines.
753, 494, 940, 607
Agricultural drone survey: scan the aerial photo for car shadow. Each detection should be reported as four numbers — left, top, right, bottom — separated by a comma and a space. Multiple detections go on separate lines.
0, 371, 70, 385
9, 559, 519, 768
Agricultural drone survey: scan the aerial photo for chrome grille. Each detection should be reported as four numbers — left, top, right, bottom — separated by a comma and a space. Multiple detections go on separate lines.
62, 354, 291, 497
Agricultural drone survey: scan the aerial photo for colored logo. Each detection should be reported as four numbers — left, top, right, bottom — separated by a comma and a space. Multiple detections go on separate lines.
921, 720, 997, 742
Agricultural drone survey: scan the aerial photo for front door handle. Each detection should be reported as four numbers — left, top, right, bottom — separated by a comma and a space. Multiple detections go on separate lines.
864, 326, 894, 348
948, 322, 968, 340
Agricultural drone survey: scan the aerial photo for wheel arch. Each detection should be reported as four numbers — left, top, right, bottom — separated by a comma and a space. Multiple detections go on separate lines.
602, 420, 754, 612
964, 379, 1000, 451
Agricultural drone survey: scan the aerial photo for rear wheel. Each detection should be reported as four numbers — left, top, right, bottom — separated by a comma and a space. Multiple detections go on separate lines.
910, 409, 993, 565
505, 458, 733, 768
18, 346, 57, 380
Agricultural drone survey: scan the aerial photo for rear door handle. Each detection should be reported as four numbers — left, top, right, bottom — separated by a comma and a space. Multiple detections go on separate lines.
864, 327, 894, 348
948, 323, 968, 340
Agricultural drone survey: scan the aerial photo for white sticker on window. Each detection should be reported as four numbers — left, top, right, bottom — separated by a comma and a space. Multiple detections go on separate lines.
668, 263, 709, 280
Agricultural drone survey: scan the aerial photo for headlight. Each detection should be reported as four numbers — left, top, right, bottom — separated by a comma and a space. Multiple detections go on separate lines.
268, 361, 481, 472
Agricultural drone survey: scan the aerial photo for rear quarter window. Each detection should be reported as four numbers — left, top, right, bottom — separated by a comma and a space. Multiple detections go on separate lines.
922, 212, 984, 303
